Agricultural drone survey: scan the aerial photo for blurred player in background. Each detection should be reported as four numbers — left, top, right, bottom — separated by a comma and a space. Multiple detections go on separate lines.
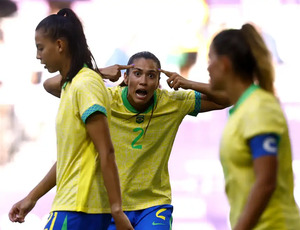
208, 23, 300, 229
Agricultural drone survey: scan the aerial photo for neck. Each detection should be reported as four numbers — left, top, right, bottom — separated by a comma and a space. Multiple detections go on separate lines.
60, 61, 71, 80
226, 76, 253, 105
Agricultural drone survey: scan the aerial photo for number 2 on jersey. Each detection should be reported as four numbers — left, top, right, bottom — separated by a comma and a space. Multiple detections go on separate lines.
131, 128, 144, 149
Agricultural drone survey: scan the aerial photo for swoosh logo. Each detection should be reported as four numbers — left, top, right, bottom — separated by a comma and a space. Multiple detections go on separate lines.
152, 222, 166, 226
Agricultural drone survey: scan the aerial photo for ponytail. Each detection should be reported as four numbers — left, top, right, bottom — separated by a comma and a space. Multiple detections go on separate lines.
36, 8, 100, 86
240, 24, 275, 94
212, 23, 275, 95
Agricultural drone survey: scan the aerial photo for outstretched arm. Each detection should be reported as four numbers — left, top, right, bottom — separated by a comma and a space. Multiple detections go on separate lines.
43, 64, 134, 98
9, 162, 57, 223
159, 69, 231, 111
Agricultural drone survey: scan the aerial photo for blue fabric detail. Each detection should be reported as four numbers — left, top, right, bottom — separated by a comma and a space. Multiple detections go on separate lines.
108, 205, 173, 230
249, 133, 279, 159
81, 104, 107, 124
189, 91, 201, 116
44, 211, 111, 230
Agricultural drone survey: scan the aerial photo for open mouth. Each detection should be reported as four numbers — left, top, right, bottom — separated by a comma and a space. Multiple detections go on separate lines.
136, 89, 148, 99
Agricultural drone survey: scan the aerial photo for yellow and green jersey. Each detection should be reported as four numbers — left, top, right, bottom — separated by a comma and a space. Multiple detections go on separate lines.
52, 67, 111, 213
107, 86, 201, 210
220, 84, 300, 229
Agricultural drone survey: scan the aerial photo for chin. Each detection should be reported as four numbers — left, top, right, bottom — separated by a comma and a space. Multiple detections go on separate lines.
48, 69, 57, 74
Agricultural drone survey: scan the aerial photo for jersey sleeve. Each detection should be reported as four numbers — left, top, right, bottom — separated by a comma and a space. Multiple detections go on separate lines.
242, 97, 286, 140
171, 90, 201, 117
72, 74, 109, 124
188, 91, 201, 116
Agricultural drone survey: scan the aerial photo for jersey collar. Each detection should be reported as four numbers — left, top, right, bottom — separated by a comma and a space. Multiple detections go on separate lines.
229, 84, 259, 115
121, 86, 157, 114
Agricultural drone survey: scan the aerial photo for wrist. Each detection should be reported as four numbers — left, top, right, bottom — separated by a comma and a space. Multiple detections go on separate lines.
110, 204, 123, 216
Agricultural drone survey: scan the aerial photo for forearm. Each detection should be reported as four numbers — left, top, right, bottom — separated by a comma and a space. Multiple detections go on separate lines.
86, 113, 123, 214
27, 162, 57, 203
43, 75, 62, 98
100, 153, 123, 214
234, 181, 276, 230
191, 82, 231, 107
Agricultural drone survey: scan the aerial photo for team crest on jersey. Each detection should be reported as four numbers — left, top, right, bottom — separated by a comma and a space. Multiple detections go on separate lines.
136, 115, 144, 124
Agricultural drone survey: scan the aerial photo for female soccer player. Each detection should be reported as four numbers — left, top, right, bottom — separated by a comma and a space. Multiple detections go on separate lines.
8, 8, 132, 230
207, 23, 300, 229
43, 51, 229, 229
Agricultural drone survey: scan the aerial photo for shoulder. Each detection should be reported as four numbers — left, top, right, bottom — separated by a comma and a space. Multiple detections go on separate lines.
107, 86, 122, 97
245, 89, 286, 126
156, 88, 195, 101
72, 67, 105, 89
250, 89, 282, 112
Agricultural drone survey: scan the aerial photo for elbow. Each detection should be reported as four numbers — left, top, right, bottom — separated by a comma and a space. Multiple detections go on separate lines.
100, 147, 116, 165
43, 79, 51, 93
263, 179, 277, 197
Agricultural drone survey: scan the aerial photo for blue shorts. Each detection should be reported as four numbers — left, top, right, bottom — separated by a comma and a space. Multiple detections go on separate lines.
108, 205, 173, 230
44, 211, 111, 230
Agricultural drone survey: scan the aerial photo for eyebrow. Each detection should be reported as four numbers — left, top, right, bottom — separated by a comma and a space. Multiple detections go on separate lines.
133, 67, 158, 73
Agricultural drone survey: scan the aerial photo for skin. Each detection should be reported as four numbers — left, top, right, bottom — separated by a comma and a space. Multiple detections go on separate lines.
123, 58, 160, 112
9, 29, 133, 230
42, 54, 232, 230
9, 163, 57, 223
43, 60, 230, 112
35, 29, 70, 78
207, 44, 277, 230
159, 69, 230, 110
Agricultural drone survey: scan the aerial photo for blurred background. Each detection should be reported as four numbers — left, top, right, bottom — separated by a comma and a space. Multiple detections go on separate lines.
0, 0, 299, 229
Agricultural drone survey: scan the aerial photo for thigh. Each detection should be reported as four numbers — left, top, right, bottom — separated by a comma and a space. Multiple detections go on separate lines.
135, 205, 173, 230
44, 211, 111, 230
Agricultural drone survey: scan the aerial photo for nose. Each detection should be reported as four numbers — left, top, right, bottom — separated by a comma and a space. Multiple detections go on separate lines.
36, 51, 41, 60
139, 74, 147, 85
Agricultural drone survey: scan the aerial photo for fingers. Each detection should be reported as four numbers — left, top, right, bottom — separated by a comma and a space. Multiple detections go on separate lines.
8, 208, 16, 222
159, 69, 188, 90
158, 69, 173, 77
172, 80, 181, 91
117, 64, 134, 70
9, 207, 25, 223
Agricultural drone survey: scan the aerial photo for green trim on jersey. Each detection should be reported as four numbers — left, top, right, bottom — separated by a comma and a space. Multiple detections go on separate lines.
121, 86, 157, 113
52, 67, 111, 213
229, 84, 259, 115
189, 91, 201, 116
108, 86, 201, 211
81, 104, 107, 123
221, 87, 300, 228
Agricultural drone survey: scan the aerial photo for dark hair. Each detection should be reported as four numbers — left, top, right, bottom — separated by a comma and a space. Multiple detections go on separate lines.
126, 51, 161, 75
35, 8, 99, 85
119, 51, 161, 87
212, 23, 274, 94
122, 51, 161, 136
